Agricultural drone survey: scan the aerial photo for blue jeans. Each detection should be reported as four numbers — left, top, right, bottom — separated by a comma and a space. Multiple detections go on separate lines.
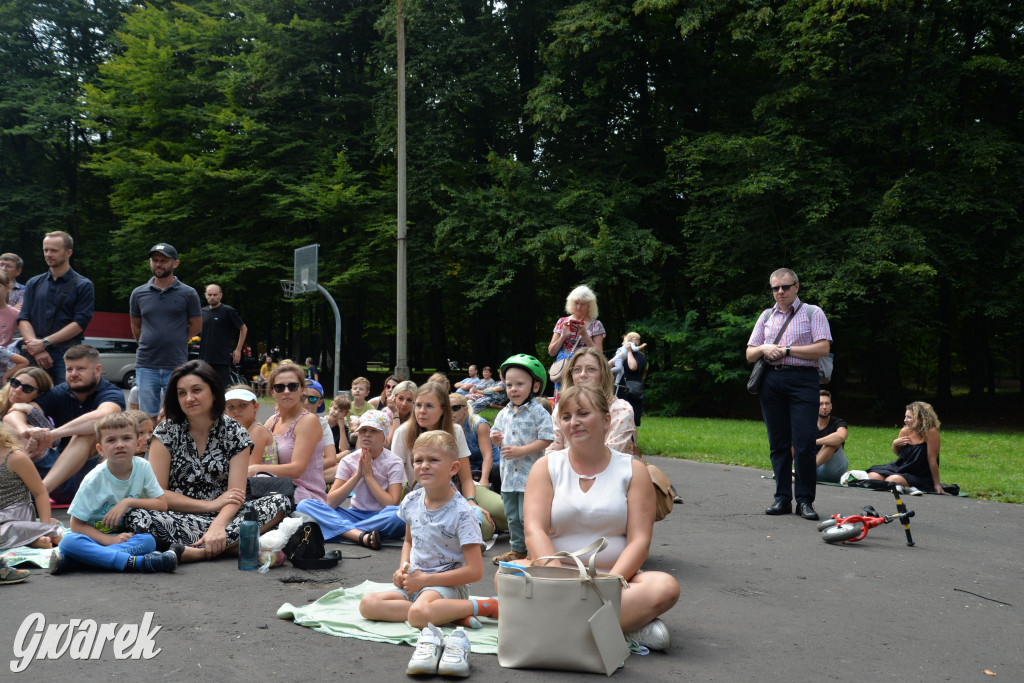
817, 446, 849, 483
295, 500, 406, 541
136, 367, 174, 416
58, 532, 157, 571
29, 347, 67, 385
759, 367, 819, 504
502, 491, 526, 553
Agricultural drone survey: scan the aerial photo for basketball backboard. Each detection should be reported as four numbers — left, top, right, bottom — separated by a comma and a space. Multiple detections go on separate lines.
294, 244, 319, 293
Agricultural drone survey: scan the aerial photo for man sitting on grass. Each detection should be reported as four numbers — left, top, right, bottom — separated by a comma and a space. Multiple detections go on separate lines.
814, 390, 848, 483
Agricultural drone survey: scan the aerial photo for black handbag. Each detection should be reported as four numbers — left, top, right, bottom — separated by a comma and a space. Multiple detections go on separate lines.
746, 359, 768, 395
246, 473, 296, 504
615, 379, 644, 401
283, 521, 341, 570
747, 304, 801, 395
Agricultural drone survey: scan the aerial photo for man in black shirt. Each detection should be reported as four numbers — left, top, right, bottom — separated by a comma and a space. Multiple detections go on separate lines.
198, 283, 247, 388
17, 232, 94, 383
815, 390, 849, 483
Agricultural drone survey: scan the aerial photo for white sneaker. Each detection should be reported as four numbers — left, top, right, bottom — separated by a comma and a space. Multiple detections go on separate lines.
406, 623, 444, 675
895, 485, 907, 495
437, 626, 471, 677
625, 617, 670, 653
908, 486, 924, 496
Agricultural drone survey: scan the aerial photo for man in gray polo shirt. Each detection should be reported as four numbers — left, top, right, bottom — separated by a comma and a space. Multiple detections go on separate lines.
129, 243, 202, 415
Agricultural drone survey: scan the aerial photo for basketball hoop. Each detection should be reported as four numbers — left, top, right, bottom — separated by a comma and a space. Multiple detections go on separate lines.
281, 280, 302, 299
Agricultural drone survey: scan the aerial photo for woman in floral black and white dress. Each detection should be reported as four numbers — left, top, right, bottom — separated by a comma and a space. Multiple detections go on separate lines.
125, 360, 292, 563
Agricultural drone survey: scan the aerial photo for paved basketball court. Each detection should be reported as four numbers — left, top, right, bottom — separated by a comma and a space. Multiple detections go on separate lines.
3, 449, 1021, 680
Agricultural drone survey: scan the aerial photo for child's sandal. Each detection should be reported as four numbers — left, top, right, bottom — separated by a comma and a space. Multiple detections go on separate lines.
358, 530, 382, 550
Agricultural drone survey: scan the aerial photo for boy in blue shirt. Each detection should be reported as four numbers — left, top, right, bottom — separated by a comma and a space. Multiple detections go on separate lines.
489, 354, 554, 565
49, 412, 178, 574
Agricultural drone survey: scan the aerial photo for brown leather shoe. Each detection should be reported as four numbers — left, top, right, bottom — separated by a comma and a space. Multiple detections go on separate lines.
492, 550, 528, 566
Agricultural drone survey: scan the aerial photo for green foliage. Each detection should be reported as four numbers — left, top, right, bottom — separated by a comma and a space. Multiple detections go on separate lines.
629, 309, 755, 416
2, 0, 1022, 410
0, 0, 127, 290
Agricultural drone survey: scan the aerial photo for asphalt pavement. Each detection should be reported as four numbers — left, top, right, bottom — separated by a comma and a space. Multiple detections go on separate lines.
2, 448, 1022, 681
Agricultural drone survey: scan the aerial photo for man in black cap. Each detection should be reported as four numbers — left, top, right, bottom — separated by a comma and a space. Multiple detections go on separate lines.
129, 243, 202, 415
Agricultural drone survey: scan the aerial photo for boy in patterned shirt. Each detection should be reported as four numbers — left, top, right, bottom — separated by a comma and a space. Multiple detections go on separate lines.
489, 355, 554, 565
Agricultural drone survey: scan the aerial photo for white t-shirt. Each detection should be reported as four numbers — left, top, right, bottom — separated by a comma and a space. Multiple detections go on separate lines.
317, 415, 333, 450
398, 487, 482, 575
68, 457, 164, 533
333, 448, 406, 512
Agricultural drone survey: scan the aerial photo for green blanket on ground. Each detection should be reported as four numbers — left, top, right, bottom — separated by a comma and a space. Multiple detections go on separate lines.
1, 545, 55, 568
1, 522, 69, 567
277, 580, 499, 654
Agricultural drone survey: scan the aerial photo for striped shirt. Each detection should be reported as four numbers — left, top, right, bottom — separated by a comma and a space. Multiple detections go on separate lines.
747, 298, 832, 367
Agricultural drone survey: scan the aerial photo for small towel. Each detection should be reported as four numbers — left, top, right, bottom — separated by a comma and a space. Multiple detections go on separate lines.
277, 579, 499, 654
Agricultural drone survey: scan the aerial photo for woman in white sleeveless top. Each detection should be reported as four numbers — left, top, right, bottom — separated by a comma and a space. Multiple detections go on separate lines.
523, 384, 679, 652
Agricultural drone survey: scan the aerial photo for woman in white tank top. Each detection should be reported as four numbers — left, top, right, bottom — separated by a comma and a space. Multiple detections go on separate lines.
522, 384, 680, 651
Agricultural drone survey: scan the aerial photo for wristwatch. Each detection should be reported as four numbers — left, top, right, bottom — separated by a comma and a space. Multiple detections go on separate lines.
785, 346, 791, 356
42, 338, 51, 348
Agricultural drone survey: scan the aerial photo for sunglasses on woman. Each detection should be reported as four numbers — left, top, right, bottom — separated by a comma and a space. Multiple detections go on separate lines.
451, 404, 466, 412
272, 382, 302, 393
9, 378, 40, 394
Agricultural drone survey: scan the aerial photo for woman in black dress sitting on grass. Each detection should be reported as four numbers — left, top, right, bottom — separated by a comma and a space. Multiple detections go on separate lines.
867, 401, 947, 496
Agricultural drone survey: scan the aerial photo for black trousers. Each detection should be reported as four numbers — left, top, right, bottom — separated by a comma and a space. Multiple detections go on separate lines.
759, 367, 819, 504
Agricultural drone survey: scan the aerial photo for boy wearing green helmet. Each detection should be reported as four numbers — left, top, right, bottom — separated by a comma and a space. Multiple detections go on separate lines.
489, 354, 555, 565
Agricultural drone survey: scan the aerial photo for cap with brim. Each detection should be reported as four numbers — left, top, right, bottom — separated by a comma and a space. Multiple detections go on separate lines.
225, 388, 258, 403
305, 379, 325, 413
148, 243, 178, 259
357, 410, 390, 439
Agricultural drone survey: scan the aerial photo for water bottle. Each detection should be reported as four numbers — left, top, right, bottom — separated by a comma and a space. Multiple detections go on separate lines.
238, 509, 260, 571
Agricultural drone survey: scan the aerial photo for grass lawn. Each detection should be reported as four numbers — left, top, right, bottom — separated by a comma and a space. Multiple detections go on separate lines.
637, 417, 1024, 504
356, 403, 1021, 504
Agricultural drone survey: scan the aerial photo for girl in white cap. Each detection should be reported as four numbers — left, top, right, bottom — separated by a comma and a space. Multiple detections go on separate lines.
224, 386, 276, 465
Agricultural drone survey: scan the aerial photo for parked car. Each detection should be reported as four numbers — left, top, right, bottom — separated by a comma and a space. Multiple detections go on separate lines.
84, 337, 137, 388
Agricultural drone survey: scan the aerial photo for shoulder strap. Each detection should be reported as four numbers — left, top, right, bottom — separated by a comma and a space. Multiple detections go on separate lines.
567, 319, 585, 354
771, 302, 801, 344
291, 411, 317, 436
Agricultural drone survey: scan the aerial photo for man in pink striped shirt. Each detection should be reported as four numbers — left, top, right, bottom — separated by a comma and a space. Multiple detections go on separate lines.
746, 268, 832, 520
